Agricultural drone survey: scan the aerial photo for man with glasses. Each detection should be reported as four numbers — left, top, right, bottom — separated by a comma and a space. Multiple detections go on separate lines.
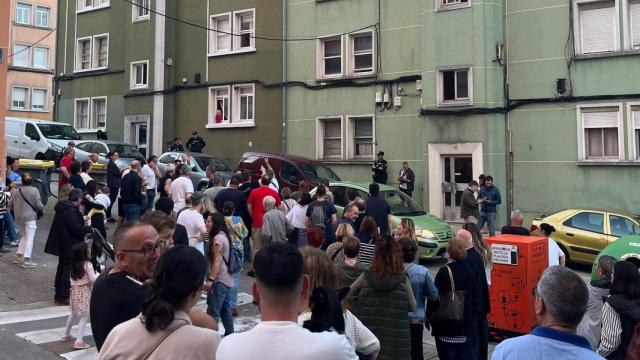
90, 221, 161, 350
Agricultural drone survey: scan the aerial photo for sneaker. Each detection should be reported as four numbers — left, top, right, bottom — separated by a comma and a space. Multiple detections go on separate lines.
60, 335, 72, 342
22, 260, 38, 268
10, 241, 19, 247
73, 341, 91, 350
13, 257, 24, 264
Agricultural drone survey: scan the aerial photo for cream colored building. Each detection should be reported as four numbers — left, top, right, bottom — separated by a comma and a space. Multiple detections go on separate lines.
6, 0, 56, 120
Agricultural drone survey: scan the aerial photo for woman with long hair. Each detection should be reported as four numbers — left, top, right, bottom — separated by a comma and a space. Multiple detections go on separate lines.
298, 246, 380, 358
326, 223, 356, 264
394, 218, 416, 242
204, 212, 235, 336
464, 222, 492, 285
597, 261, 640, 359
349, 235, 416, 360
99, 246, 220, 359
295, 180, 312, 202
356, 216, 379, 267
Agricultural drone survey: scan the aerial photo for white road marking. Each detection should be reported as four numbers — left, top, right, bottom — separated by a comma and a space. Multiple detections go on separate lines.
0, 306, 70, 325
60, 347, 98, 360
16, 324, 93, 344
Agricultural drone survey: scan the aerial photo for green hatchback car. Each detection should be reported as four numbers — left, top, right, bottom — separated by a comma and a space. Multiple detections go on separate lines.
325, 182, 454, 260
591, 235, 640, 281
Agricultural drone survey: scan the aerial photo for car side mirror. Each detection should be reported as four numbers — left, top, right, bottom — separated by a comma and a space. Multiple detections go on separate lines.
29, 134, 40, 141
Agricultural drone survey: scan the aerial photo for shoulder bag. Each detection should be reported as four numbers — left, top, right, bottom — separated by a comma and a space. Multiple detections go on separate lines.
140, 319, 189, 360
431, 264, 465, 322
19, 188, 43, 220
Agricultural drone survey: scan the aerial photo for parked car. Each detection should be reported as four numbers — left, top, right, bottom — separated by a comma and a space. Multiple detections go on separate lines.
311, 182, 453, 260
75, 140, 144, 169
591, 235, 640, 280
236, 152, 341, 192
5, 117, 81, 163
531, 208, 640, 265
156, 151, 233, 191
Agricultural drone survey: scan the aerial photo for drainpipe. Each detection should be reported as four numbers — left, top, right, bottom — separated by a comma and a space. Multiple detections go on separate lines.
281, 0, 288, 153
504, 0, 514, 218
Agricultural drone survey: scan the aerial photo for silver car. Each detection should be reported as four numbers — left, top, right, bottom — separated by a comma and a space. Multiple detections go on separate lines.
157, 151, 233, 191
75, 140, 144, 169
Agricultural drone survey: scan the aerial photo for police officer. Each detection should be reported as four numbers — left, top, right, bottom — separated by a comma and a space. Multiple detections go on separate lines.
371, 151, 388, 184
186, 131, 206, 153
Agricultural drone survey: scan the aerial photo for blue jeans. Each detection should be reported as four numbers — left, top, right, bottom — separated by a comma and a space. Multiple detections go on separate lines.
230, 251, 244, 309
4, 212, 19, 242
123, 204, 141, 221
207, 282, 234, 336
146, 189, 156, 211
477, 211, 497, 236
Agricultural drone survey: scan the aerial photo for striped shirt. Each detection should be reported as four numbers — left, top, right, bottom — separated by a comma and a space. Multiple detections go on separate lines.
0, 191, 10, 219
597, 302, 622, 357
357, 235, 376, 267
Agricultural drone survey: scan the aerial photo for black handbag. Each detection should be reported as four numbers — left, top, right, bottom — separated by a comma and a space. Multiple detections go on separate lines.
432, 265, 465, 322
19, 188, 43, 220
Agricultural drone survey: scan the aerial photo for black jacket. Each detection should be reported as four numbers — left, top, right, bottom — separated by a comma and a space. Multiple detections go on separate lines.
173, 224, 189, 246
605, 294, 640, 360
120, 172, 143, 205
186, 136, 206, 153
106, 160, 121, 188
44, 200, 91, 258
462, 248, 490, 316
428, 261, 477, 337
398, 168, 415, 192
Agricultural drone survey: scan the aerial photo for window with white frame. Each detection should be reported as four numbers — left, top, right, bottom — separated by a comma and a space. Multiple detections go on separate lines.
93, 35, 109, 68
631, 106, 640, 159
35, 6, 50, 27
234, 84, 254, 123
575, 0, 617, 54
579, 106, 621, 160
131, 61, 149, 89
33, 47, 48, 69
350, 32, 374, 75
11, 87, 28, 109
319, 36, 342, 78
16, 3, 32, 24
13, 44, 29, 67
630, 0, 640, 49
437, 0, 470, 11
92, 98, 107, 128
349, 117, 374, 158
76, 38, 92, 70
78, 0, 110, 12
133, 0, 150, 20
234, 10, 255, 50
31, 89, 47, 111
209, 14, 232, 54
319, 118, 343, 160
75, 99, 90, 129
209, 86, 230, 125
438, 67, 473, 106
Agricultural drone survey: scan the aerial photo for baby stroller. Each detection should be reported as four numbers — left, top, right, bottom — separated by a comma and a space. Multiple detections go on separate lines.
85, 227, 114, 273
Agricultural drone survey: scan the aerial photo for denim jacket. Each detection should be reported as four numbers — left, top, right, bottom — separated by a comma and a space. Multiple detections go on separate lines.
479, 186, 502, 213
403, 262, 438, 322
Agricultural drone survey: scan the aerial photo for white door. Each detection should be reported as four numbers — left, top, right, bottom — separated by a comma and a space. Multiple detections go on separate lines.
23, 123, 42, 159
133, 123, 148, 157
441, 155, 473, 221
5, 120, 23, 158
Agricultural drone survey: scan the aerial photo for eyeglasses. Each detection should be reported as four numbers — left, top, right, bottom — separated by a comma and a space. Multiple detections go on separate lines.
121, 242, 162, 258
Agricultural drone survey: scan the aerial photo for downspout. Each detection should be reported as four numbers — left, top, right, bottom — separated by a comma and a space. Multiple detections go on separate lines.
281, 0, 287, 153
504, 0, 514, 218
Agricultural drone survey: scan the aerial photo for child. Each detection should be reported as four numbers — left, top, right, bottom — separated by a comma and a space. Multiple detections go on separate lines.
95, 185, 111, 210
61, 241, 97, 349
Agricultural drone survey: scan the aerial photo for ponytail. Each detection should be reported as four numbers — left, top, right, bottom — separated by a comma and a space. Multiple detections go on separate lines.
141, 281, 175, 331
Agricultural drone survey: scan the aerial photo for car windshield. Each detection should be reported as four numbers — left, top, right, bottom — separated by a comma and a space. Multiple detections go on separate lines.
301, 164, 341, 183
110, 144, 143, 158
37, 124, 81, 140
381, 190, 426, 216
194, 156, 231, 172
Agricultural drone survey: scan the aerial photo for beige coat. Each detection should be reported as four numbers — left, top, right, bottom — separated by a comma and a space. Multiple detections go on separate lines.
99, 310, 220, 360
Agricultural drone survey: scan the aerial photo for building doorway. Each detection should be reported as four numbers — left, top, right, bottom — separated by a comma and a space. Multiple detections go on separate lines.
442, 155, 473, 221
124, 114, 150, 157
133, 123, 148, 157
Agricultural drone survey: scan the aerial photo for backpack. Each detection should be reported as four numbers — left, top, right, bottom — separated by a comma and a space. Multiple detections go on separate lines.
309, 201, 327, 229
627, 323, 640, 360
223, 243, 243, 274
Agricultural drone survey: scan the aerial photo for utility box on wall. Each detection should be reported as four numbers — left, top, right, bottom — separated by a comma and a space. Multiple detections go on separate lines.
485, 235, 548, 341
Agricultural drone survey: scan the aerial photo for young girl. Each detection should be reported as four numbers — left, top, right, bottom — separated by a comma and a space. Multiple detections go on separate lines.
61, 241, 98, 349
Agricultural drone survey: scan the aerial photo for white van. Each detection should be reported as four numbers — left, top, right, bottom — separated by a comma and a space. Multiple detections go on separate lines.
4, 117, 81, 163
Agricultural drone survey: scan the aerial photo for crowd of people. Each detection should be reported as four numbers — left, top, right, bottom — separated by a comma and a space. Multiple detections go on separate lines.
1, 147, 639, 359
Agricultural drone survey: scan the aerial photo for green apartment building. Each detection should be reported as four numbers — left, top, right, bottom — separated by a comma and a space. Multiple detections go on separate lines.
285, 0, 640, 224
54, 0, 283, 164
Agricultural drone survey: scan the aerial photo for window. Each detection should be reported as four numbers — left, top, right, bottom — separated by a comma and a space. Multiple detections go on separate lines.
35, 6, 50, 27
75, 99, 90, 129
93, 35, 108, 68
78, 0, 109, 12
350, 32, 374, 75
16, 3, 32, 24
319, 36, 342, 78
130, 61, 149, 89
631, 0, 640, 49
209, 14, 231, 54
279, 162, 303, 186
350, 117, 374, 158
33, 47, 48, 69
575, 0, 617, 54
609, 215, 640, 237
579, 106, 622, 160
436, 0, 470, 11
11, 87, 28, 109
31, 89, 46, 111
632, 106, 640, 159
92, 98, 107, 129
25, 123, 39, 140
563, 212, 605, 233
209, 86, 230, 125
438, 67, 473, 106
318, 118, 343, 160
93, 142, 108, 155
13, 44, 29, 67
234, 10, 255, 50
76, 142, 94, 152
76, 38, 92, 70
234, 84, 254, 123
133, 0, 149, 20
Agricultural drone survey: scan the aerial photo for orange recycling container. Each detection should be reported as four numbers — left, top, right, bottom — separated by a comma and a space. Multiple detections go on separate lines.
485, 234, 548, 341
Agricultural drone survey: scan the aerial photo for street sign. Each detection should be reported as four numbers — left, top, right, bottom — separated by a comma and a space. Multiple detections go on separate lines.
492, 244, 519, 266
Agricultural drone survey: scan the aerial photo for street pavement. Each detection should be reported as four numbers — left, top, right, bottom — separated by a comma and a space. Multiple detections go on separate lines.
0, 191, 589, 359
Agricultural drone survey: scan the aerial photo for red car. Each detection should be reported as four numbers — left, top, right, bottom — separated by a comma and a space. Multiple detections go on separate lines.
236, 152, 341, 192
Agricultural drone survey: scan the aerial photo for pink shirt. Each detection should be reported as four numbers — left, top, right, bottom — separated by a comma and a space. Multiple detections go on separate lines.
214, 232, 234, 288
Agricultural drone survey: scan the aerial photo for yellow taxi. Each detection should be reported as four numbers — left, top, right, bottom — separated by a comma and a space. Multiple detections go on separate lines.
531, 208, 640, 265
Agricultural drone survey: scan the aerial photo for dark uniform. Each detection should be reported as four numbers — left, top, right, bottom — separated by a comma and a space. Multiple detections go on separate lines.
372, 157, 388, 184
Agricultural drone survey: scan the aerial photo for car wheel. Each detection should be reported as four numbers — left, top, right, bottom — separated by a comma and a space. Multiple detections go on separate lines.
198, 183, 208, 192
558, 243, 570, 265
